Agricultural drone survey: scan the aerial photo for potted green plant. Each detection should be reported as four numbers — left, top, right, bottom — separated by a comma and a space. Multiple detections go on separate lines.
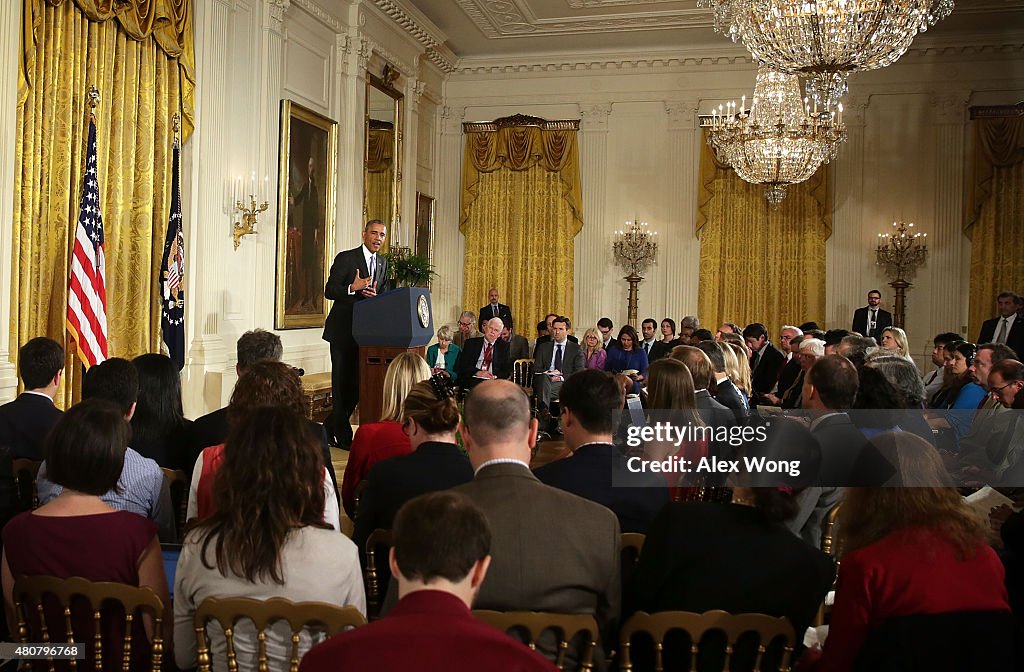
385, 251, 436, 288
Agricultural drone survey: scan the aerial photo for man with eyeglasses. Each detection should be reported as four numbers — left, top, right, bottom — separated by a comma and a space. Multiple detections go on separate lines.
454, 311, 479, 349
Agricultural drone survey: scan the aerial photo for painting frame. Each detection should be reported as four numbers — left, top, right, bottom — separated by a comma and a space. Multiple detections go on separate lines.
414, 192, 435, 278
275, 100, 338, 330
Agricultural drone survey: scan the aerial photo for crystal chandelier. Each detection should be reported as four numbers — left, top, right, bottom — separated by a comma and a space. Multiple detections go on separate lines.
698, 0, 954, 109
704, 66, 846, 205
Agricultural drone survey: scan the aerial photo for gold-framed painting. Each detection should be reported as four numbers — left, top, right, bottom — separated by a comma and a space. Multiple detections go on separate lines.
415, 192, 435, 268
275, 100, 338, 329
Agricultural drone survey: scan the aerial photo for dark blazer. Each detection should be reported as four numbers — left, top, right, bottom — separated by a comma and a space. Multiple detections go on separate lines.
533, 334, 579, 357
0, 393, 62, 460
323, 245, 390, 345
454, 337, 513, 387
978, 315, 1024, 356
713, 377, 748, 418
633, 502, 835, 639
353, 441, 473, 553
852, 306, 893, 340
454, 463, 621, 657
506, 334, 530, 362
532, 340, 585, 379
811, 412, 868, 486
750, 342, 786, 396
694, 390, 735, 427
189, 406, 339, 501
776, 358, 802, 400
642, 340, 672, 363
478, 303, 514, 330
130, 419, 196, 473
533, 442, 669, 534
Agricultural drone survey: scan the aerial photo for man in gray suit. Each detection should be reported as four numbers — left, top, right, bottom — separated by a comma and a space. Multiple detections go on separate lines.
532, 316, 585, 414
454, 380, 621, 667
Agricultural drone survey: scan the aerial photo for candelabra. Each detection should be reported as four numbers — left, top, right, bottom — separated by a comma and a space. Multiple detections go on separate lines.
231, 172, 269, 250
876, 220, 928, 328
612, 220, 658, 328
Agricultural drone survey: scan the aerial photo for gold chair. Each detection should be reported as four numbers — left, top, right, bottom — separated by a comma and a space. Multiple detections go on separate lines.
12, 458, 42, 510
474, 610, 600, 671
513, 358, 535, 392
821, 501, 842, 556
619, 610, 796, 672
13, 575, 166, 672
363, 528, 393, 619
194, 596, 365, 672
160, 467, 189, 542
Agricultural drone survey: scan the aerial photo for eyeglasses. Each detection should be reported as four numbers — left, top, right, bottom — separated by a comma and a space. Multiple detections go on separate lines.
991, 382, 1019, 393
458, 321, 472, 327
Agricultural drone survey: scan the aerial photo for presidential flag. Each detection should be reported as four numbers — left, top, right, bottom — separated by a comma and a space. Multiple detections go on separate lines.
66, 118, 108, 367
161, 131, 185, 370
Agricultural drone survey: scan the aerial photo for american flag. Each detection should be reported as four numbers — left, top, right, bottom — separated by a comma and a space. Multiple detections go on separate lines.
66, 119, 108, 367
161, 132, 185, 370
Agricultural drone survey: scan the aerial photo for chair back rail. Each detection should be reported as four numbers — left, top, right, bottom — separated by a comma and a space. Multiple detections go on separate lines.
194, 596, 365, 672
13, 575, 165, 672
474, 610, 599, 671
12, 458, 42, 510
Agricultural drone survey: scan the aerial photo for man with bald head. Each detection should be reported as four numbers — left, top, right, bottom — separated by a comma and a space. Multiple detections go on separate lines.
454, 380, 621, 667
454, 317, 513, 389
478, 287, 513, 331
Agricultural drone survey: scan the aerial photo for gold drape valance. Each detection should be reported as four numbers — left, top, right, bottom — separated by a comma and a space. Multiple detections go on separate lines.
20, 0, 195, 138
366, 128, 394, 173
460, 127, 583, 235
964, 116, 1024, 239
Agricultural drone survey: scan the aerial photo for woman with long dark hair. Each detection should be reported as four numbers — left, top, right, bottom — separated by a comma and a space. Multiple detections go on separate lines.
131, 353, 194, 472
174, 406, 365, 672
928, 341, 986, 440
605, 325, 648, 394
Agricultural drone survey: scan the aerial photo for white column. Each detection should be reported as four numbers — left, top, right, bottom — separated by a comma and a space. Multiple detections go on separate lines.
575, 103, 612, 331
335, 31, 368, 243
665, 99, 701, 319
182, 0, 234, 416
0, 0, 21, 400
432, 105, 465, 326
826, 96, 869, 331
931, 91, 971, 337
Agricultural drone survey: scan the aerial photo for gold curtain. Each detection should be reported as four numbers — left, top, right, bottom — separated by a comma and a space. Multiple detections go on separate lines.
460, 126, 582, 331
964, 116, 1024, 339
696, 133, 832, 338
365, 127, 393, 241
14, 0, 195, 406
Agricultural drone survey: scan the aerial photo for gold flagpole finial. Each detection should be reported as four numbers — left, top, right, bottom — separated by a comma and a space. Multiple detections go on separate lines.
172, 112, 181, 147
86, 85, 100, 119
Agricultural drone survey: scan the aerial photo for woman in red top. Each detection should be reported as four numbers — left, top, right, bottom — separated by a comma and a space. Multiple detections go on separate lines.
342, 352, 431, 517
818, 432, 1010, 672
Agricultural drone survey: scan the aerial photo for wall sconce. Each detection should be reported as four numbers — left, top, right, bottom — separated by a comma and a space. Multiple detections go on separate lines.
231, 172, 269, 250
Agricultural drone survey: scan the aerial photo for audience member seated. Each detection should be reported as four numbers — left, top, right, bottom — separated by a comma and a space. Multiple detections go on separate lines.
660, 317, 678, 346
644, 359, 710, 493
851, 367, 911, 438
353, 374, 473, 553
453, 311, 480, 349
597, 317, 618, 350
175, 406, 365, 672
955, 359, 1024, 484
783, 337, 824, 410
671, 345, 734, 428
454, 318, 512, 390
190, 330, 337, 496
581, 327, 607, 370
426, 325, 460, 378
822, 329, 851, 356
633, 420, 835, 642
502, 321, 531, 362
342, 352, 431, 518
953, 343, 1020, 470
879, 326, 914, 364
299, 492, 556, 672
928, 341, 986, 439
534, 369, 669, 534
189, 362, 340, 530
452, 380, 621, 665
130, 353, 194, 473
0, 337, 64, 461
679, 316, 700, 343
2, 400, 172, 667
837, 334, 877, 370
865, 354, 936, 446
696, 340, 747, 417
533, 316, 584, 420
722, 340, 753, 407
814, 432, 1011, 672
743, 323, 787, 407
36, 358, 175, 542
923, 332, 963, 404
716, 322, 741, 340
690, 327, 715, 344
605, 325, 648, 394
767, 325, 804, 406
640, 318, 672, 362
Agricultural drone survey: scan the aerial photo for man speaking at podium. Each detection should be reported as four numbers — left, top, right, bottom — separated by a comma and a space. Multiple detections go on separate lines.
324, 220, 389, 448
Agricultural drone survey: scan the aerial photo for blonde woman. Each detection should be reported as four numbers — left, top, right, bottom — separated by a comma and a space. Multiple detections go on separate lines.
340, 352, 431, 517
426, 325, 460, 377
723, 341, 753, 407
880, 326, 914, 363
581, 326, 607, 370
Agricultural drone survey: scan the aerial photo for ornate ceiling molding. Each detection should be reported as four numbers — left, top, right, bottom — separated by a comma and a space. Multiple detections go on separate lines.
567, 0, 680, 7
464, 114, 581, 132
455, 0, 712, 37
290, 0, 341, 32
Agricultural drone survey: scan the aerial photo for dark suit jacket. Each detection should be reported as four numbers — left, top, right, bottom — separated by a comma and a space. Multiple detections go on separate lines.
0, 393, 62, 460
533, 334, 579, 357
533, 442, 669, 534
750, 342, 786, 396
323, 245, 390, 345
478, 303, 514, 330
713, 377, 748, 419
633, 502, 835, 639
642, 340, 672, 363
454, 337, 513, 386
454, 463, 621, 654
532, 340, 585, 379
776, 358, 802, 399
811, 412, 868, 486
189, 406, 339, 501
852, 306, 893, 340
506, 334, 530, 362
978, 315, 1024, 356
352, 441, 473, 553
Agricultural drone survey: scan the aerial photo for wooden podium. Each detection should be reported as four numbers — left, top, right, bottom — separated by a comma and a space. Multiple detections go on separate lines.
353, 287, 434, 424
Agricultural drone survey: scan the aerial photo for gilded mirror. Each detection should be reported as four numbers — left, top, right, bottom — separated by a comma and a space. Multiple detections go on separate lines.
364, 69, 402, 250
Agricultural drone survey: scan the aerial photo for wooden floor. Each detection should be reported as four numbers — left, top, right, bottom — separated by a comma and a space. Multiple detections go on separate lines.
330, 433, 570, 537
